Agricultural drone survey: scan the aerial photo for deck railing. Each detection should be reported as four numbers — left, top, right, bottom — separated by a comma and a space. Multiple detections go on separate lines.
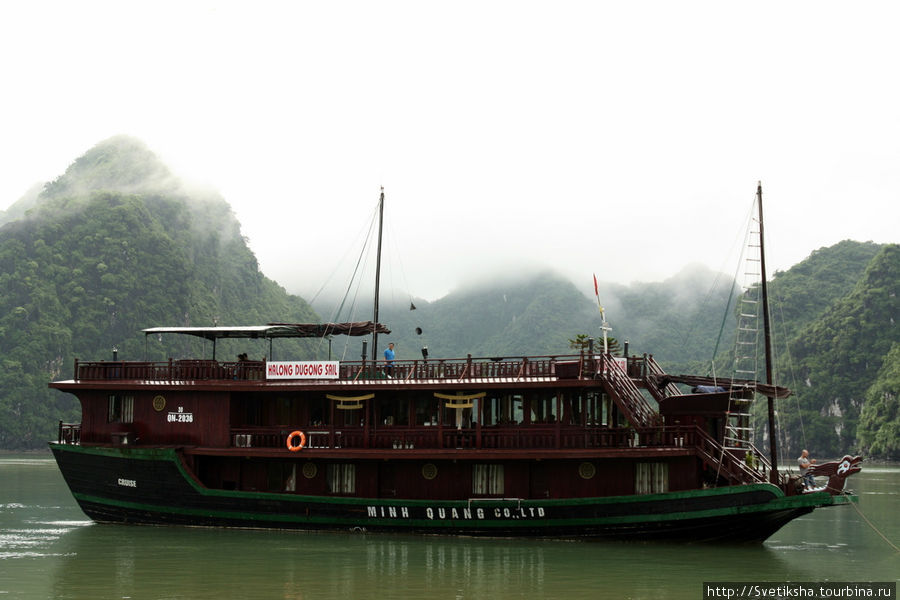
71, 354, 604, 383
57, 420, 764, 484
227, 424, 769, 485
73, 359, 266, 381
227, 424, 699, 453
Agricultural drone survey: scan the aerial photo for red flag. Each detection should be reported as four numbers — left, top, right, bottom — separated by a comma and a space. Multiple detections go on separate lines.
593, 273, 599, 297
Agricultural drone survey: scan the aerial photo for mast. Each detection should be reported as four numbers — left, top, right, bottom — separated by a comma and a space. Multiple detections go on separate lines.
592, 275, 610, 353
757, 181, 779, 483
372, 187, 385, 362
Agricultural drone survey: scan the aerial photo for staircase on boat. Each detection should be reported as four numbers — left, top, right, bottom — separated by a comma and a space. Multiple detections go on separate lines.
596, 354, 767, 485
596, 354, 658, 429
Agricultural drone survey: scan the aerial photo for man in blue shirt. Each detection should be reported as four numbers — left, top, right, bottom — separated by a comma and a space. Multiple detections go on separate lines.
384, 342, 395, 377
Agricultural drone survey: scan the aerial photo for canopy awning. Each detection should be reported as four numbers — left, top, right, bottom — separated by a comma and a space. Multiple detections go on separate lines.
660, 374, 792, 399
143, 321, 390, 341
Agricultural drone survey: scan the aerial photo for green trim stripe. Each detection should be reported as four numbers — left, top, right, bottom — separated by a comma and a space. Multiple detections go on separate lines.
72, 489, 832, 530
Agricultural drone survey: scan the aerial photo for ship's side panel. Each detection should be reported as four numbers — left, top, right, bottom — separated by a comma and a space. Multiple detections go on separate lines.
71, 390, 230, 446
667, 456, 702, 491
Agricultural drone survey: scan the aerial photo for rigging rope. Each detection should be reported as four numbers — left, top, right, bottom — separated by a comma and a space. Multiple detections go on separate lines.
307, 202, 379, 307
709, 200, 756, 379
849, 498, 900, 553
310, 201, 381, 360
383, 215, 418, 311
771, 295, 808, 470
711, 201, 758, 485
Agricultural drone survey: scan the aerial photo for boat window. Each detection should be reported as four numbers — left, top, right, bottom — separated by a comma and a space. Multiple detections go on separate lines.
530, 393, 558, 424
338, 406, 363, 427
377, 396, 409, 426
481, 394, 523, 425
327, 463, 356, 494
414, 395, 438, 426
274, 397, 293, 426
635, 462, 668, 494
472, 464, 504, 495
107, 395, 134, 423
268, 462, 296, 492
559, 392, 581, 425
308, 396, 329, 428
442, 403, 472, 429
481, 394, 498, 426
583, 392, 611, 426
232, 395, 262, 426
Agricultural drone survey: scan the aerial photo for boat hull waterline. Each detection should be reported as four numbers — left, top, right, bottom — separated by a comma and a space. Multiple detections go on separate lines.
50, 444, 852, 542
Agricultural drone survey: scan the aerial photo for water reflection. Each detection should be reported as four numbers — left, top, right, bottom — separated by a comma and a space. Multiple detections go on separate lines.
3, 458, 897, 600
49, 526, 809, 600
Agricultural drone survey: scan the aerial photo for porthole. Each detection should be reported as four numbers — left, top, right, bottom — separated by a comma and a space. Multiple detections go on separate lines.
578, 462, 596, 480
302, 462, 318, 479
422, 463, 438, 480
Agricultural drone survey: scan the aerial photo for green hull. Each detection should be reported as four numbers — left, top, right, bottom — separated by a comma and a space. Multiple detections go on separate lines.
49, 444, 853, 542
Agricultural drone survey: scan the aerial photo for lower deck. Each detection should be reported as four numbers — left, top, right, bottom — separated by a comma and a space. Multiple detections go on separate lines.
187, 452, 703, 500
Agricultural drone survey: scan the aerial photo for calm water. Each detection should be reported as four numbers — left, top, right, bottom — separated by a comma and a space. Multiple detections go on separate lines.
1, 455, 897, 600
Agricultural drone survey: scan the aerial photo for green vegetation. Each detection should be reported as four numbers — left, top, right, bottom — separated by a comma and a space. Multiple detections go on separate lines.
568, 333, 621, 356
857, 343, 900, 459
770, 243, 899, 458
366, 265, 737, 365
0, 137, 319, 449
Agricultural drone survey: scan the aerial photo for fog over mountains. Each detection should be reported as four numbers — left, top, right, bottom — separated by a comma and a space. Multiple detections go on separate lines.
1, 137, 897, 460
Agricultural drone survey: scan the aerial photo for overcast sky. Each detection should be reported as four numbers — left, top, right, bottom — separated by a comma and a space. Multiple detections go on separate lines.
1, 1, 897, 303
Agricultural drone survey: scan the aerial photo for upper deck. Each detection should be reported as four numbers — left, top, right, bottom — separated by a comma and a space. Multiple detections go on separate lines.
58, 353, 620, 388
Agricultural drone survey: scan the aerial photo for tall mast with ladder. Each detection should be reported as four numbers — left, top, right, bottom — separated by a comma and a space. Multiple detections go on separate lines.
726, 182, 778, 483
757, 182, 779, 483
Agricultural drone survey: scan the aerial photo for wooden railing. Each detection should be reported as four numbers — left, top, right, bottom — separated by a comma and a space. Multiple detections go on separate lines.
74, 359, 267, 381
228, 424, 647, 451
643, 355, 682, 402
691, 426, 767, 484
597, 354, 658, 429
71, 354, 599, 383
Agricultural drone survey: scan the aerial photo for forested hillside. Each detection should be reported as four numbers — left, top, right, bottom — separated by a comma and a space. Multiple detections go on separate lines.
767, 243, 899, 458
857, 342, 900, 459
766, 240, 884, 354
331, 265, 738, 365
365, 272, 599, 360
0, 136, 319, 449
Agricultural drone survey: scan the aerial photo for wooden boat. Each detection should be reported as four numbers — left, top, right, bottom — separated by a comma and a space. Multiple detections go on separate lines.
48, 185, 860, 542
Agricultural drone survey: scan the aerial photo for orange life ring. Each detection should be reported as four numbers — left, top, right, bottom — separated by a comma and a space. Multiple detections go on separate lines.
286, 430, 306, 452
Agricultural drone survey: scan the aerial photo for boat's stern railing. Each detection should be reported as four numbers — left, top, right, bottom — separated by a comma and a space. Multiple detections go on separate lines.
72, 358, 267, 381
